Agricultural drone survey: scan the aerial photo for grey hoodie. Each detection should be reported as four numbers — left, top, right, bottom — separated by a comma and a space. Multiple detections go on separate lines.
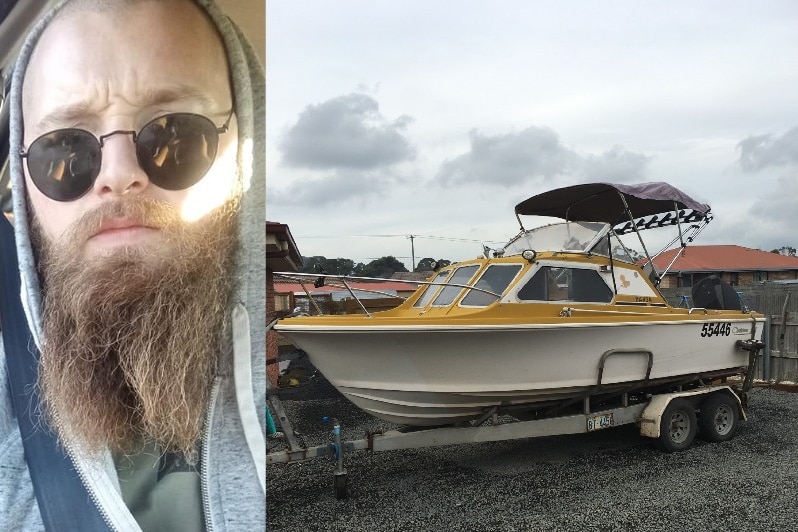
0, 1, 266, 530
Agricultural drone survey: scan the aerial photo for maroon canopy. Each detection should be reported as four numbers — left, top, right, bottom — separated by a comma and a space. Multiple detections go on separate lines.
514, 182, 710, 223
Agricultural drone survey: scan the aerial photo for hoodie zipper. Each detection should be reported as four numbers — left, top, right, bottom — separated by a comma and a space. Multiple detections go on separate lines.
200, 377, 222, 532
58, 378, 222, 532
57, 414, 121, 532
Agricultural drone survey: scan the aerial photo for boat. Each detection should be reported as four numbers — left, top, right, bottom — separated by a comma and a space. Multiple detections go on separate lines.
275, 182, 765, 426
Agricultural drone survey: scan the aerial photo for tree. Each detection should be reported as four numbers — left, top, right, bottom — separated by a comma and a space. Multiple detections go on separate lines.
299, 256, 326, 274
770, 246, 797, 257
325, 258, 356, 275
299, 256, 356, 275
360, 256, 409, 278
414, 257, 451, 272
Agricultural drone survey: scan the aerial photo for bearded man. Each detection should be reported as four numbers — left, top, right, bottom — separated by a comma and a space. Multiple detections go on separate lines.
0, 1, 266, 530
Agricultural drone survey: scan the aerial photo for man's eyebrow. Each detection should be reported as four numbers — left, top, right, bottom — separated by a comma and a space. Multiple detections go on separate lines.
34, 85, 224, 132
138, 85, 221, 110
36, 101, 96, 132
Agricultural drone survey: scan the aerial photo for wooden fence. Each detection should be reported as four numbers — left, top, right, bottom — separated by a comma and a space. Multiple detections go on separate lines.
660, 283, 798, 382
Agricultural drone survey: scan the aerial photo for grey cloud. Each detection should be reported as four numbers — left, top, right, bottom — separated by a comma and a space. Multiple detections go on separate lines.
437, 127, 649, 187
582, 146, 651, 183
437, 127, 578, 186
738, 126, 798, 172
749, 175, 798, 224
721, 175, 798, 252
269, 170, 404, 208
279, 93, 415, 170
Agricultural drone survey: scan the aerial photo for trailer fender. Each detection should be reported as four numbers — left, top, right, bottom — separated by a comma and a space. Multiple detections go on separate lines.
639, 386, 745, 439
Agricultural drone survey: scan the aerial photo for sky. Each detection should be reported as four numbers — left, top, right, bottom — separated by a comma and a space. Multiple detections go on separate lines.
266, 1, 798, 272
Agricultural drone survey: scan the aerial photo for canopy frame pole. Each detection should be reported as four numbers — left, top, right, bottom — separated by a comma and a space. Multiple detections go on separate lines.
617, 192, 659, 283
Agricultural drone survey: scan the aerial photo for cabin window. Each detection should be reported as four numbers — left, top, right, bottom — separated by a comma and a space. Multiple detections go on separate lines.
461, 264, 523, 307
517, 266, 613, 303
608, 233, 636, 263
431, 265, 480, 306
413, 270, 451, 308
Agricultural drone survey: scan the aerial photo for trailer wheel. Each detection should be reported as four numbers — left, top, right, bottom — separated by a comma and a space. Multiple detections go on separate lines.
657, 398, 697, 453
334, 472, 348, 500
699, 393, 739, 443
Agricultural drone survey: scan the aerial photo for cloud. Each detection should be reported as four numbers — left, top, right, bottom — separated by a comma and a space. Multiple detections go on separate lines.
737, 126, 798, 172
437, 126, 578, 186
279, 93, 415, 170
716, 174, 798, 251
582, 146, 651, 183
436, 127, 650, 186
749, 174, 798, 225
268, 170, 405, 208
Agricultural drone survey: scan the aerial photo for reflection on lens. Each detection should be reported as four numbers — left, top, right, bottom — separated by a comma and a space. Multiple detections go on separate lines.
137, 113, 219, 191
27, 129, 100, 201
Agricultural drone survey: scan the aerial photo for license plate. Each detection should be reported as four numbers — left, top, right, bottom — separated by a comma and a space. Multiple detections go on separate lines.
587, 413, 614, 432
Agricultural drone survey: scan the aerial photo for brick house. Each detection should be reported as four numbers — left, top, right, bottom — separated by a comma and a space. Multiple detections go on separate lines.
650, 245, 798, 288
266, 221, 302, 387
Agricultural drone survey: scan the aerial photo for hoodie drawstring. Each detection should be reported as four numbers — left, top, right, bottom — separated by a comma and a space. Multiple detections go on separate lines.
231, 303, 266, 493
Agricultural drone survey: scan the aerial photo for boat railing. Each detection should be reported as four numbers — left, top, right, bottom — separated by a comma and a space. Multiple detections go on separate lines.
560, 307, 669, 317
275, 272, 502, 317
561, 306, 711, 317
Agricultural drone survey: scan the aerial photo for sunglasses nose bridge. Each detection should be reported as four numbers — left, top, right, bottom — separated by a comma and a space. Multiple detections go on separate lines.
93, 129, 151, 197
98, 129, 138, 147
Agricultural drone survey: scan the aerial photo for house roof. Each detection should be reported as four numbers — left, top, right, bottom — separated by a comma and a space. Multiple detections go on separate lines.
652, 245, 798, 273
267, 221, 303, 272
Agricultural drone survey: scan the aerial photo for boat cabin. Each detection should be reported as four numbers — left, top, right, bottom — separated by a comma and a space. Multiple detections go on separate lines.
407, 221, 666, 314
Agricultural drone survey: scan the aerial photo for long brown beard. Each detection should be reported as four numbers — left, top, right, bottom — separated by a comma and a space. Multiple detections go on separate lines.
33, 197, 239, 455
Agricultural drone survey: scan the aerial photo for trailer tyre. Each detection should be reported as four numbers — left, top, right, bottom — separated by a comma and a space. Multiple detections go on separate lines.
657, 398, 697, 453
699, 393, 739, 443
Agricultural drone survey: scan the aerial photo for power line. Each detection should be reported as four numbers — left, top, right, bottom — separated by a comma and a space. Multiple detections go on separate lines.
297, 234, 505, 244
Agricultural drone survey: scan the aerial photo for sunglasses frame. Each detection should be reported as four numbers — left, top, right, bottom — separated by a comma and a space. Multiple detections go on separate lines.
20, 109, 234, 202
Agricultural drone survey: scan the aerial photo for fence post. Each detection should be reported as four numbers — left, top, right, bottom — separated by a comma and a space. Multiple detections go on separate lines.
763, 315, 771, 381
777, 293, 790, 383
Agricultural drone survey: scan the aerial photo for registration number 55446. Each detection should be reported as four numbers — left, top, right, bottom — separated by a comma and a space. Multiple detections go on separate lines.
587, 413, 614, 432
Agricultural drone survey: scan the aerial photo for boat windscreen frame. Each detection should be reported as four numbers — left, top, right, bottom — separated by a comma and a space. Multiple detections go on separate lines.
504, 221, 611, 256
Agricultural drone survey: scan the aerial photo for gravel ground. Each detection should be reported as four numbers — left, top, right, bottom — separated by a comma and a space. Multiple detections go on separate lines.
268, 355, 798, 532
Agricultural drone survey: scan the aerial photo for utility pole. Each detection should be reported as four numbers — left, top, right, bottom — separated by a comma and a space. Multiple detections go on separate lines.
407, 235, 416, 272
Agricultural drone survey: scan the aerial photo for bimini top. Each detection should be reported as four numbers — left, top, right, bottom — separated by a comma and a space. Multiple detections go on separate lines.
515, 182, 711, 224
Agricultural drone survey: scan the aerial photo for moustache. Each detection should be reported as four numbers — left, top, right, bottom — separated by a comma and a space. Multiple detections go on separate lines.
61, 198, 184, 246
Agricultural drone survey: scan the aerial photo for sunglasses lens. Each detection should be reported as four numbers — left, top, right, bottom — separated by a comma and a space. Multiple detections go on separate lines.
136, 114, 220, 190
26, 130, 100, 201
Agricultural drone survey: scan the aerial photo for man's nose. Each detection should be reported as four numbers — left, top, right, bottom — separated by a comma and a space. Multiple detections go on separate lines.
91, 133, 150, 197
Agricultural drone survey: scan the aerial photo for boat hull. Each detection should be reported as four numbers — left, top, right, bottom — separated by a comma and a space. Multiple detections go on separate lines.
277, 317, 763, 425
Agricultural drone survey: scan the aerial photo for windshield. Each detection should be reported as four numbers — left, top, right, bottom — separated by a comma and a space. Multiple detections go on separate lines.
504, 221, 609, 255
431, 265, 480, 306
461, 264, 522, 307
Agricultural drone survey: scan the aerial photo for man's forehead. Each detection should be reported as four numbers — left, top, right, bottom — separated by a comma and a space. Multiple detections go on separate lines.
22, 0, 231, 130
34, 86, 224, 132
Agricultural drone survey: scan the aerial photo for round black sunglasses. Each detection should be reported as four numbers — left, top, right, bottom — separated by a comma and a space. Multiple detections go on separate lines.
20, 111, 233, 202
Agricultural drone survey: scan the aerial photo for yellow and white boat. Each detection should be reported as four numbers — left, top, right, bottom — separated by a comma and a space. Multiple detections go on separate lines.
276, 183, 764, 426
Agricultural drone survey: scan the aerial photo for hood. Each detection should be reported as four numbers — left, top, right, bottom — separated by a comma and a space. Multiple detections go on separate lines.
5, 0, 266, 496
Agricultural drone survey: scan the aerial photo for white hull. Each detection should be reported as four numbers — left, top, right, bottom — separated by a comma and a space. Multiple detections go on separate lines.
277, 318, 763, 425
